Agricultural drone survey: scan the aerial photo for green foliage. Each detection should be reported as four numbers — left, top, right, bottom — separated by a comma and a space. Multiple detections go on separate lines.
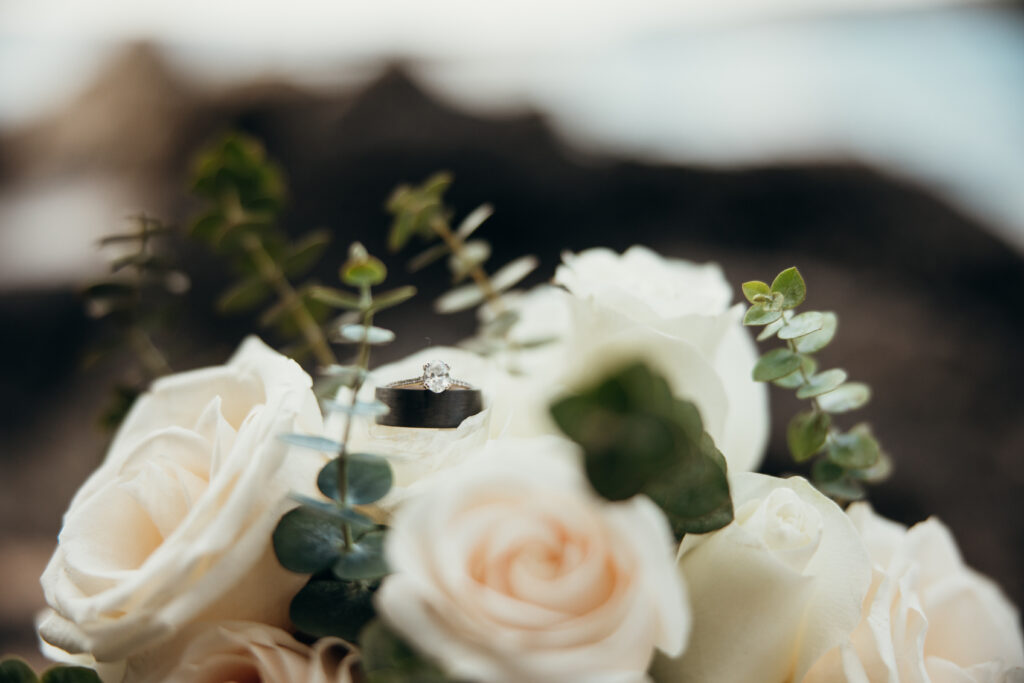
0, 660, 101, 683
386, 173, 539, 355
359, 620, 451, 683
551, 362, 732, 537
744, 266, 888, 500
318, 454, 393, 505
290, 579, 378, 642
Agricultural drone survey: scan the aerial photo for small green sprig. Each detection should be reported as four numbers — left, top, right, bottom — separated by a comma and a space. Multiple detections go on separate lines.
0, 657, 100, 682
82, 214, 184, 428
385, 172, 540, 354
272, 243, 414, 642
743, 267, 890, 500
551, 362, 733, 537
190, 132, 337, 367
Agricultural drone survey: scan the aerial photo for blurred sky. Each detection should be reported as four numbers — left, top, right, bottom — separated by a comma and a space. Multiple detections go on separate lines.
2, 0, 1024, 256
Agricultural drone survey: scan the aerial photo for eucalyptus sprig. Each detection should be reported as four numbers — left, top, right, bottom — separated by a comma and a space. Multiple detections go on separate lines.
386, 172, 539, 353
82, 214, 185, 428
0, 658, 100, 683
190, 133, 337, 366
743, 267, 890, 500
272, 242, 413, 642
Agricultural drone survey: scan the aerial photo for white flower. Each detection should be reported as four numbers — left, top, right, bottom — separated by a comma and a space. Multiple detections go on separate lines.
805, 503, 1024, 683
376, 437, 689, 683
507, 245, 769, 472
38, 337, 325, 668
652, 472, 872, 683
150, 622, 359, 683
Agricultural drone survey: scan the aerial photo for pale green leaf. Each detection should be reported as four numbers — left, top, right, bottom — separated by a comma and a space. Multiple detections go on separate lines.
796, 368, 848, 399
778, 311, 825, 339
771, 267, 806, 309
752, 348, 803, 381
455, 203, 494, 240
743, 304, 783, 326
491, 255, 539, 292
817, 382, 871, 413
794, 312, 837, 353
741, 280, 771, 303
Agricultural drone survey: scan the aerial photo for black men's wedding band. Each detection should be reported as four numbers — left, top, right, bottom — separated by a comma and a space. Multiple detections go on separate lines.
374, 360, 483, 429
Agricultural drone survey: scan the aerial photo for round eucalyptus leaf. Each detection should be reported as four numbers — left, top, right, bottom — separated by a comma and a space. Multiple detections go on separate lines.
321, 399, 390, 417
770, 267, 806, 309
341, 254, 387, 287
796, 368, 848, 399
743, 304, 783, 326
827, 428, 881, 469
778, 311, 826, 340
435, 284, 486, 313
318, 454, 393, 505
757, 316, 786, 341
773, 356, 818, 389
787, 410, 831, 462
817, 382, 871, 413
337, 324, 395, 345
41, 668, 102, 683
741, 280, 771, 303
289, 579, 377, 641
491, 255, 539, 292
273, 506, 346, 573
0, 658, 38, 683
794, 312, 837, 353
333, 530, 389, 581
752, 349, 803, 382
455, 203, 494, 239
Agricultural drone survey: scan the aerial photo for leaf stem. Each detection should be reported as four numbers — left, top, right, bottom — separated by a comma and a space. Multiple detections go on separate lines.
430, 216, 505, 313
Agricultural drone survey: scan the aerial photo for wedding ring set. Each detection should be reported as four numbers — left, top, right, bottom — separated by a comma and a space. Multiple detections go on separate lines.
375, 360, 483, 429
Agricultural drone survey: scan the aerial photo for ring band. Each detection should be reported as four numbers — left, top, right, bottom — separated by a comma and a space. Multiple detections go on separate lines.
374, 360, 483, 429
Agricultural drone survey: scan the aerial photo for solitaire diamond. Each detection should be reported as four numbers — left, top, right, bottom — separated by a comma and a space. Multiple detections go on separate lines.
422, 360, 452, 393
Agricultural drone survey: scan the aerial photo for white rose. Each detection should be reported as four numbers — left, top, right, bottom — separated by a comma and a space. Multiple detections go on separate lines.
806, 503, 1024, 683
151, 622, 358, 683
503, 246, 769, 471
38, 337, 325, 671
652, 472, 872, 683
376, 437, 689, 683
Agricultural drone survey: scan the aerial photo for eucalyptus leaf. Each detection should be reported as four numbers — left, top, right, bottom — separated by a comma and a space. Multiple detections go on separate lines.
333, 529, 389, 581
341, 244, 387, 287
850, 451, 893, 483
273, 506, 348, 574
741, 280, 771, 303
828, 425, 880, 469
778, 311, 825, 339
814, 472, 867, 501
217, 277, 272, 313
448, 240, 491, 283
817, 382, 871, 413
279, 433, 342, 453
794, 312, 837, 353
408, 243, 451, 272
320, 364, 368, 386
787, 410, 831, 462
286, 495, 376, 530
318, 454, 393, 505
336, 324, 395, 345
435, 284, 486, 313
752, 348, 803, 381
321, 399, 390, 417
796, 368, 848, 399
757, 316, 787, 341
289, 579, 377, 642
491, 255, 539, 292
645, 433, 733, 536
455, 203, 494, 240
0, 659, 38, 683
773, 355, 817, 389
370, 286, 416, 312
770, 266, 806, 309
743, 304, 783, 326
360, 620, 450, 682
40, 668, 102, 683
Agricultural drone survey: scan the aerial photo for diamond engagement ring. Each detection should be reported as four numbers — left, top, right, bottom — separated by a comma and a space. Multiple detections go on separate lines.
375, 360, 483, 428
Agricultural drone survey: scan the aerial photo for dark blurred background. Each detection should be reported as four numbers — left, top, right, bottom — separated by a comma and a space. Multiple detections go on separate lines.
2, 0, 1023, 667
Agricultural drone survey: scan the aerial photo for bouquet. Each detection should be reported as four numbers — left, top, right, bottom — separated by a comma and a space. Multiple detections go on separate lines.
5, 134, 1022, 683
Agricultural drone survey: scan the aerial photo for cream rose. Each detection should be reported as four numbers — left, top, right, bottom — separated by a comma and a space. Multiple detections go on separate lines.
652, 472, 872, 683
375, 437, 689, 683
145, 622, 359, 683
38, 337, 324, 669
806, 503, 1024, 683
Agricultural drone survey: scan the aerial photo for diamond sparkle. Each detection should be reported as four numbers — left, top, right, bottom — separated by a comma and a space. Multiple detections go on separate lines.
422, 360, 452, 393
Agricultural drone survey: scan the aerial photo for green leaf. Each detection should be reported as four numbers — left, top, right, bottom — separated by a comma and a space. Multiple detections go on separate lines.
435, 284, 486, 313
757, 316, 787, 341
490, 255, 539, 292
752, 348, 803, 381
290, 579, 377, 642
794, 312, 837, 353
273, 506, 348, 574
321, 399, 390, 417
770, 267, 806, 309
333, 529, 389, 580
360, 620, 450, 683
448, 240, 491, 283
336, 324, 395, 345
850, 451, 893, 483
408, 243, 451, 272
341, 257, 387, 287
279, 433, 342, 453
813, 463, 866, 501
40, 668, 102, 683
741, 280, 771, 303
370, 286, 417, 312
778, 311, 825, 340
817, 382, 871, 413
827, 425, 881, 469
307, 285, 363, 310
796, 369, 848, 399
455, 203, 494, 240
283, 230, 331, 277
743, 304, 784, 326
318, 454, 393, 505
644, 433, 733, 535
287, 495, 376, 530
773, 355, 817, 389
787, 410, 831, 462
217, 277, 271, 313
0, 659, 39, 683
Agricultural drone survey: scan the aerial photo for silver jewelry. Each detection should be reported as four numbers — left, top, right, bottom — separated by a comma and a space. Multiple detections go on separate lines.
384, 360, 474, 394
